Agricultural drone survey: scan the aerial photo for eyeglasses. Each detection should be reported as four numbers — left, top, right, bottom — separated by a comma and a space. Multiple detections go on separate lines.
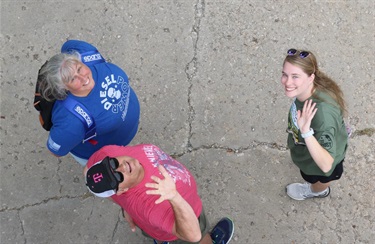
287, 49, 310, 58
108, 157, 124, 184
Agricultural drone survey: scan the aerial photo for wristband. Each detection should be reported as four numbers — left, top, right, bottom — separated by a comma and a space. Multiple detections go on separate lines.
301, 128, 314, 138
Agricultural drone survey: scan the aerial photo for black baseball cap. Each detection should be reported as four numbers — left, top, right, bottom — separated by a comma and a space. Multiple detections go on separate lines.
85, 156, 124, 197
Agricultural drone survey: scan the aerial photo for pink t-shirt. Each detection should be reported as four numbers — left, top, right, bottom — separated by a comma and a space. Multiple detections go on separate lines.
87, 144, 202, 241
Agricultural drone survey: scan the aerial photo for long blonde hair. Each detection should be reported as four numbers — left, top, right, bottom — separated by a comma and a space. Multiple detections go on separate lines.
283, 50, 347, 117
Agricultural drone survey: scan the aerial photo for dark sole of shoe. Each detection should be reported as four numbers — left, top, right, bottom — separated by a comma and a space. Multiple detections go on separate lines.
315, 186, 331, 198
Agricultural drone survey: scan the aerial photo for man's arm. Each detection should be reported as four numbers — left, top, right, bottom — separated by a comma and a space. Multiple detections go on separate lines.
145, 164, 201, 242
169, 191, 201, 242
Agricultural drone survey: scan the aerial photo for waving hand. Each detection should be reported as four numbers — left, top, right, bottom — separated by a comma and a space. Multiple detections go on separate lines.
297, 99, 317, 133
145, 164, 177, 204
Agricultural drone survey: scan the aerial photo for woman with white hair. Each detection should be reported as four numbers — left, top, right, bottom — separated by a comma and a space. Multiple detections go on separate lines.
37, 40, 140, 166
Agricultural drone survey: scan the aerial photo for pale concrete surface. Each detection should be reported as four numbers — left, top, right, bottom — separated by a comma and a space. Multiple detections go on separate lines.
1, 0, 374, 243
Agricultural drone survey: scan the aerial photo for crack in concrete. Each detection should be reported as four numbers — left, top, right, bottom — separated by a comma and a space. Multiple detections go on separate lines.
2, 143, 286, 213
171, 140, 288, 158
57, 157, 63, 194
351, 127, 375, 137
16, 210, 27, 244
185, 0, 205, 151
0, 193, 92, 212
110, 211, 122, 243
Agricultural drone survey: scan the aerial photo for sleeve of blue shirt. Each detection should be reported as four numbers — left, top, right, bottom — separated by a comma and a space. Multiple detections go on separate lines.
47, 99, 88, 157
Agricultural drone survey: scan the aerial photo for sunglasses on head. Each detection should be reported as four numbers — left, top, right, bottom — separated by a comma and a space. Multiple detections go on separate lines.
287, 49, 310, 58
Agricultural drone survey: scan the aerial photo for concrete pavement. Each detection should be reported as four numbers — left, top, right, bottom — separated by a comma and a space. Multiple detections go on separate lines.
1, 1, 374, 243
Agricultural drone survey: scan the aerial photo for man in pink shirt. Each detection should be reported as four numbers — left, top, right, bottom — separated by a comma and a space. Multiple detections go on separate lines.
84, 144, 234, 243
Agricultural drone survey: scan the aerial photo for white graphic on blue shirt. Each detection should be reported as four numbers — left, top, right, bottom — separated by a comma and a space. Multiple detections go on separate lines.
100, 74, 130, 121
48, 136, 61, 151
142, 145, 192, 186
74, 105, 93, 127
82, 53, 102, 63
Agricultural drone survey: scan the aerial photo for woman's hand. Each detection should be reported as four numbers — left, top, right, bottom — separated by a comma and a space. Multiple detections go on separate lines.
297, 99, 317, 133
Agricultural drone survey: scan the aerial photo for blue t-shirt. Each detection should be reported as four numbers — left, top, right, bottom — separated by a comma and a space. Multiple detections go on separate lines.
47, 40, 140, 159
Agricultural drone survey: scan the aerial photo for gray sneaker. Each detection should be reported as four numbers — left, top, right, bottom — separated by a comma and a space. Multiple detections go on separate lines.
286, 182, 330, 200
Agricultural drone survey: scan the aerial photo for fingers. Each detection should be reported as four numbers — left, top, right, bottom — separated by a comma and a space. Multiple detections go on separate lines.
144, 189, 164, 204
145, 165, 170, 186
304, 99, 316, 112
147, 165, 168, 184
154, 197, 164, 204
301, 100, 317, 117
145, 183, 165, 201
145, 189, 165, 204
144, 164, 175, 204
297, 100, 318, 131
157, 164, 169, 177
123, 211, 137, 232
145, 173, 163, 194
128, 219, 136, 232
302, 99, 309, 111
145, 189, 160, 195
145, 182, 158, 188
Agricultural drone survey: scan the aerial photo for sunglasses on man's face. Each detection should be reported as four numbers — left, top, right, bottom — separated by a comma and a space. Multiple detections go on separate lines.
108, 157, 124, 183
287, 49, 310, 58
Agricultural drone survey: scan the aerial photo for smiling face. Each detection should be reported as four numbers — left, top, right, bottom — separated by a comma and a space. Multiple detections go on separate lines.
64, 61, 95, 97
114, 155, 144, 195
281, 61, 315, 102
